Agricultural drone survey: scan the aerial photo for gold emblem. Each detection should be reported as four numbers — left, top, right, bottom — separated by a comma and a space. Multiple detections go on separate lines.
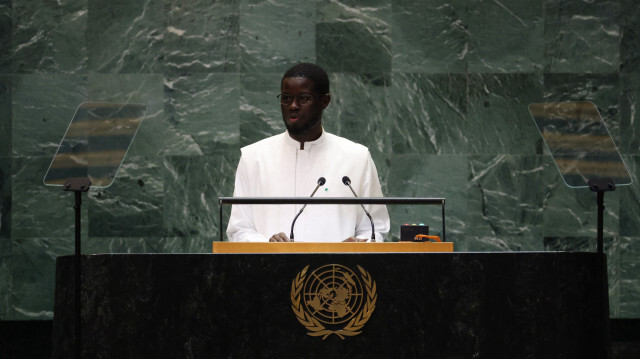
290, 264, 377, 340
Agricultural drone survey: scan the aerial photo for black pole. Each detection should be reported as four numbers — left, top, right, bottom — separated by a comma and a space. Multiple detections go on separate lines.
587, 178, 615, 357
588, 178, 614, 254
442, 199, 446, 242
74, 190, 82, 359
596, 190, 604, 254
64, 178, 90, 359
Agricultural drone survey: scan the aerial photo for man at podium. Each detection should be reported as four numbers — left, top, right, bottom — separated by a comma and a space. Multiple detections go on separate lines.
226, 63, 390, 243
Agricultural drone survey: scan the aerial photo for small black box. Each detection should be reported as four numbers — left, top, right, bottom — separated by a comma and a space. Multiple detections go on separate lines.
400, 224, 429, 241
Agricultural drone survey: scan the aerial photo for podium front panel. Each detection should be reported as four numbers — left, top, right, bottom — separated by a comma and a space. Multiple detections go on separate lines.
52, 252, 608, 358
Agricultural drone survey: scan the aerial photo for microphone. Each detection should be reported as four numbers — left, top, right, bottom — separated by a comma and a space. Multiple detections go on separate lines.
342, 176, 375, 241
290, 177, 326, 240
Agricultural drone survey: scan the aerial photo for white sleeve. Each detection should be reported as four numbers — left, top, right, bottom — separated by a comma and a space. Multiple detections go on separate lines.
354, 153, 390, 242
225, 153, 269, 242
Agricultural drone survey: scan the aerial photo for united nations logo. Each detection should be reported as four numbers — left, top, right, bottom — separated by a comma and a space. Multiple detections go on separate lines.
290, 264, 377, 340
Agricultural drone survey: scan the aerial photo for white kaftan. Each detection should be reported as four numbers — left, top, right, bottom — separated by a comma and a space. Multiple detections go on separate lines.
226, 131, 390, 242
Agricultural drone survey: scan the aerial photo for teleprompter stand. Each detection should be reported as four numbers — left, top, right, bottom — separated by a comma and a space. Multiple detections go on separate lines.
529, 101, 631, 253
63, 178, 90, 359
588, 178, 616, 254
529, 101, 632, 359
44, 102, 147, 358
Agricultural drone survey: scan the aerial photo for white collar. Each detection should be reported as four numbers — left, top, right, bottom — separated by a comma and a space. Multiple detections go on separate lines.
282, 128, 327, 150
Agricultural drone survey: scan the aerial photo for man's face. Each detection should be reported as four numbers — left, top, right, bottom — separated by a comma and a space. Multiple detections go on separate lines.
280, 77, 330, 142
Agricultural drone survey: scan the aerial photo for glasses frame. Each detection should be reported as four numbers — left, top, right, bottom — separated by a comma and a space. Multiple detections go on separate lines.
277, 93, 315, 106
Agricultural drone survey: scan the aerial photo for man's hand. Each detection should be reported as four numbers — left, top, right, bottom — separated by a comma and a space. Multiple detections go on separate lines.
343, 237, 367, 242
269, 232, 292, 242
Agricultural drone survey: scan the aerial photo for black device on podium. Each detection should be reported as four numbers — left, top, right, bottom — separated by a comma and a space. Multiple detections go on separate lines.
44, 102, 147, 359
400, 223, 429, 241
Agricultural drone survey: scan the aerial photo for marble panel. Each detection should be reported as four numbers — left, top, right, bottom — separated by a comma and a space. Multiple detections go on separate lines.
11, 0, 87, 73
239, 0, 316, 73
541, 174, 620, 240
544, 236, 597, 252
83, 237, 190, 254
0, 243, 8, 318
457, 235, 542, 253
87, 155, 165, 237
11, 75, 87, 157
391, 0, 468, 73
0, 76, 10, 156
0, 0, 10, 72
466, 73, 544, 155
87, 0, 162, 73
322, 72, 391, 155
369, 151, 390, 193
388, 73, 543, 155
606, 235, 622, 317
88, 73, 165, 157
239, 72, 284, 146
164, 0, 239, 74
388, 73, 468, 154
316, 0, 391, 73
620, 155, 640, 236
12, 156, 80, 239
620, 74, 640, 154
0, 157, 10, 239
163, 153, 239, 247
620, 0, 640, 73
544, 0, 620, 74
465, 155, 554, 249
1, 237, 71, 320
466, 0, 543, 73
163, 73, 241, 155
619, 236, 640, 317
384, 154, 469, 243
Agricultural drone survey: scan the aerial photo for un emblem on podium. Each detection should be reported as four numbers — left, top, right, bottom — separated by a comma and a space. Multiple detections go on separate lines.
290, 264, 377, 339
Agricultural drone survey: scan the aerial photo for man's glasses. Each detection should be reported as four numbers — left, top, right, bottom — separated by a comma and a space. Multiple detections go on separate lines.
277, 93, 314, 106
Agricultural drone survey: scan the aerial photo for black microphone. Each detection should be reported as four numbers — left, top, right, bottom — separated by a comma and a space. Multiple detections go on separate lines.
342, 176, 375, 241
290, 177, 326, 240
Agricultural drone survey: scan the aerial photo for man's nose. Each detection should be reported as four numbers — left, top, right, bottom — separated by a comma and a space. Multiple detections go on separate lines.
289, 98, 300, 109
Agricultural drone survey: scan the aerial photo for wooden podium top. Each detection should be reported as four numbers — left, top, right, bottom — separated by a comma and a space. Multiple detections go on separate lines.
212, 241, 453, 253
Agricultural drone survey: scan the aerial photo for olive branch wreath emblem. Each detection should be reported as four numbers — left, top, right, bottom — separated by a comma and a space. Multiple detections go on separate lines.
290, 265, 377, 340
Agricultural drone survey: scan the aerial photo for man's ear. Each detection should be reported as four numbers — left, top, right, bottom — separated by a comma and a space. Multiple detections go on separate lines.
321, 93, 331, 109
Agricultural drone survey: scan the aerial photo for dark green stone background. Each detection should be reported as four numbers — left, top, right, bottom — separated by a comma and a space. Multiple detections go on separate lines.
0, 0, 638, 320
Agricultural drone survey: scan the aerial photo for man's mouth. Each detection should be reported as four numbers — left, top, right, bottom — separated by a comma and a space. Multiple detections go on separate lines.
289, 114, 300, 122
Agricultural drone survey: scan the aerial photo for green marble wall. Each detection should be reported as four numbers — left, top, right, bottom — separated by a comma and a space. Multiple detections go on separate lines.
0, 0, 638, 320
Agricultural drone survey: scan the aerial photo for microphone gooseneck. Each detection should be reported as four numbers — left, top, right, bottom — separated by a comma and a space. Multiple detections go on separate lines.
290, 177, 326, 240
342, 176, 375, 241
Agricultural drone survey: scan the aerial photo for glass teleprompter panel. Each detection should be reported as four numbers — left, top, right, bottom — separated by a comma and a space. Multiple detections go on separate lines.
44, 102, 147, 188
528, 101, 631, 189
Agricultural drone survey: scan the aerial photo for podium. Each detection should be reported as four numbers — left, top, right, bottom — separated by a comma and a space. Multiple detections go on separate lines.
51, 250, 609, 358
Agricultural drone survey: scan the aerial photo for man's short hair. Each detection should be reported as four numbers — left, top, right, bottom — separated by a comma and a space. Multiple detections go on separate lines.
282, 63, 330, 95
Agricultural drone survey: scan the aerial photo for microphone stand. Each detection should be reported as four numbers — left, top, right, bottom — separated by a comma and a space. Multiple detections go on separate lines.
290, 178, 325, 240
342, 176, 375, 241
